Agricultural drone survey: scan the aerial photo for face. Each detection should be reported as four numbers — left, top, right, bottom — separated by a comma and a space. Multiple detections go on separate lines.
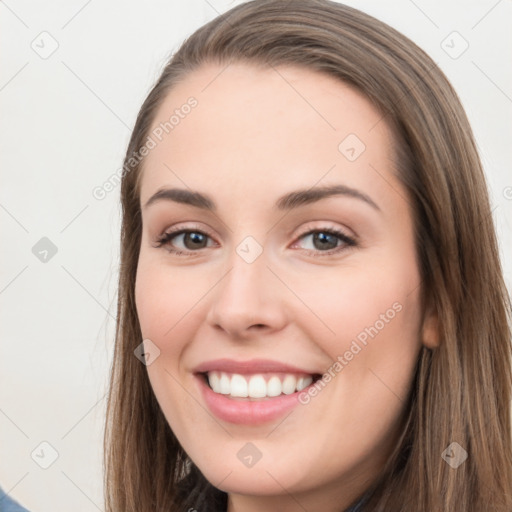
135, 62, 429, 511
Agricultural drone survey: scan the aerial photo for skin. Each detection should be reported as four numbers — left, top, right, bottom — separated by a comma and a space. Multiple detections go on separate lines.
135, 63, 438, 512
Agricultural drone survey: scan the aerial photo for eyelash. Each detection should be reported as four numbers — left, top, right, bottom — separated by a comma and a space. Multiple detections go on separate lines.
153, 225, 357, 257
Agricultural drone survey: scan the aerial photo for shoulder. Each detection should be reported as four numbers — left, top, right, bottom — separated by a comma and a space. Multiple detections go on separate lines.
0, 487, 30, 512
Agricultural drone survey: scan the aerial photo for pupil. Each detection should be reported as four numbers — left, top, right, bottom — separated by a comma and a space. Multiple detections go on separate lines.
314, 232, 337, 250
185, 232, 206, 249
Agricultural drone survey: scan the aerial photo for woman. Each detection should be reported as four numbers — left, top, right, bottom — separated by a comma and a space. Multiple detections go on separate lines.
104, 1, 512, 510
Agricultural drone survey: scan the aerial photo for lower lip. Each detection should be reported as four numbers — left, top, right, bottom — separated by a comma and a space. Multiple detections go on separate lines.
195, 374, 312, 425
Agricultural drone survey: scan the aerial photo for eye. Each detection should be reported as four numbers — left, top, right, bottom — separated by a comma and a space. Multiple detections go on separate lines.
153, 226, 216, 255
293, 227, 356, 256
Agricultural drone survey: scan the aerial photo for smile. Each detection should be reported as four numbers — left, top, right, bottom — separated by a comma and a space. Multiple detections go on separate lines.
193, 359, 322, 424
204, 371, 315, 399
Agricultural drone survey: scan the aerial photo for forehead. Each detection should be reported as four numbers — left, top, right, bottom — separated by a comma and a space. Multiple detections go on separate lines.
139, 62, 398, 212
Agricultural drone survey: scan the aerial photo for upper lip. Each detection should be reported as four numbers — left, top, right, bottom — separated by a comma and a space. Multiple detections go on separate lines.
193, 358, 319, 376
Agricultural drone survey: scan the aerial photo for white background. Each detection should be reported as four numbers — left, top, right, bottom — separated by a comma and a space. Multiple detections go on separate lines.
1, 0, 511, 510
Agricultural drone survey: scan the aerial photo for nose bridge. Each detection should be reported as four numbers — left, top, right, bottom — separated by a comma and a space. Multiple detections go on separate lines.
206, 239, 286, 336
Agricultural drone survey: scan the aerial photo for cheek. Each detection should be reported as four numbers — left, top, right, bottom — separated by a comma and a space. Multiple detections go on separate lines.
135, 256, 207, 344
297, 251, 423, 397
296, 259, 420, 344
134, 257, 209, 426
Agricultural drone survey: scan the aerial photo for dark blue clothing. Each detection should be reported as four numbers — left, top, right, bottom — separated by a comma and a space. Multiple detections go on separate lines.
0, 487, 29, 512
345, 491, 369, 511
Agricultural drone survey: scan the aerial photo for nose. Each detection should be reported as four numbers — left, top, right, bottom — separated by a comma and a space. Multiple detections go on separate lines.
205, 248, 287, 340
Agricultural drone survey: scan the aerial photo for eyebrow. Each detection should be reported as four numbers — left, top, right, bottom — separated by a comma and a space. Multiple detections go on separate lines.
143, 184, 380, 212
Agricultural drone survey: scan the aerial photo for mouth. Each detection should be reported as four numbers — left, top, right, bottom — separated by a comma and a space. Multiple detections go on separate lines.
194, 368, 322, 425
197, 371, 322, 400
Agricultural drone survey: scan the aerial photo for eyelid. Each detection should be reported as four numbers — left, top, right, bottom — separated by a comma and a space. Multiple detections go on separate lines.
160, 222, 214, 236
291, 221, 355, 241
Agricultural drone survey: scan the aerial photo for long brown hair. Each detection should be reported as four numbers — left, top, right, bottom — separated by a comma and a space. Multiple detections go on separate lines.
104, 1, 512, 510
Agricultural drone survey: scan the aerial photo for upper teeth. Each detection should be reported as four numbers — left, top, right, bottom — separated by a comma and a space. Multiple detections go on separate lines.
207, 371, 313, 398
